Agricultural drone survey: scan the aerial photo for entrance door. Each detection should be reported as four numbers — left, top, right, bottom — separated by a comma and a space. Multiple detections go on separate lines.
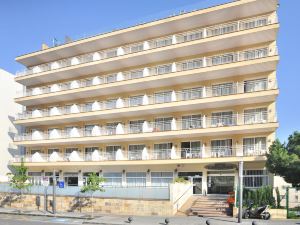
192, 177, 202, 194
207, 176, 234, 194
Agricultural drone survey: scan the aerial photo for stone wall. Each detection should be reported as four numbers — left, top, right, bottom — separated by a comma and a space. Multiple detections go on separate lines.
0, 193, 173, 216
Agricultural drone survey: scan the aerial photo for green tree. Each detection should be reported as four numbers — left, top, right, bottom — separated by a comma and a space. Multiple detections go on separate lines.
81, 173, 106, 218
266, 132, 300, 188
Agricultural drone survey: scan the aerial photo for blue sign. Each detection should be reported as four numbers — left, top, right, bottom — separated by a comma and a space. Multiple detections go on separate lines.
58, 181, 64, 188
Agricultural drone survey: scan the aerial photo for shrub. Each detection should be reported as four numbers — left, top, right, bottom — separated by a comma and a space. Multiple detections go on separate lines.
173, 177, 189, 184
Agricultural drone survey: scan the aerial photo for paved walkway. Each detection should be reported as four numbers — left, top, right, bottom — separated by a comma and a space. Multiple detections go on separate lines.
0, 208, 299, 225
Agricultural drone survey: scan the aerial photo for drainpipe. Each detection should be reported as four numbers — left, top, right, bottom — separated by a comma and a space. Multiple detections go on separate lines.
238, 161, 243, 223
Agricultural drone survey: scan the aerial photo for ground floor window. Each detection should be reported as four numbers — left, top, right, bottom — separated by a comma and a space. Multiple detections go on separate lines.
28, 172, 42, 185
243, 170, 269, 188
151, 172, 173, 187
44, 172, 59, 186
103, 172, 122, 186
126, 172, 146, 187
83, 172, 99, 185
64, 172, 78, 186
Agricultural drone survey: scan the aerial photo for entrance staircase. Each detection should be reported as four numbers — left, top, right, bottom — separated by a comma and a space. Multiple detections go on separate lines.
177, 195, 231, 217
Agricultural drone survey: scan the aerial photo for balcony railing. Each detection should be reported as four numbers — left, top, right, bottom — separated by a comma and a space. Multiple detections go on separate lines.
10, 145, 267, 164
17, 42, 277, 98
14, 111, 276, 142
16, 77, 277, 120
15, 13, 277, 78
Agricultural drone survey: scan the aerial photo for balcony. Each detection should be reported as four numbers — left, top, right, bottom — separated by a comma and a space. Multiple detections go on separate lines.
11, 145, 267, 165
15, 79, 278, 126
15, 14, 279, 86
14, 112, 278, 146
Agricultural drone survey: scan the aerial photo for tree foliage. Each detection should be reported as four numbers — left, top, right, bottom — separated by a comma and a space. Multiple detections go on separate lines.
81, 172, 106, 193
10, 160, 32, 191
266, 131, 300, 187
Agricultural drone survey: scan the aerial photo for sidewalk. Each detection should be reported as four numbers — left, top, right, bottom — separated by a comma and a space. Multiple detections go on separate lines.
0, 207, 297, 225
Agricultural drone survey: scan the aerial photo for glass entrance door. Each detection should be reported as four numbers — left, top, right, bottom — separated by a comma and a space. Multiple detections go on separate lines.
207, 176, 234, 194
178, 172, 202, 194
192, 177, 202, 194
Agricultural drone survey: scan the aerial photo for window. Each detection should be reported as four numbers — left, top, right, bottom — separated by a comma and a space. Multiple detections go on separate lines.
64, 172, 78, 186
243, 137, 266, 156
129, 95, 143, 107
244, 78, 267, 92
208, 23, 237, 36
211, 111, 235, 126
126, 172, 146, 187
212, 82, 235, 96
48, 148, 59, 155
106, 145, 121, 160
153, 37, 172, 48
129, 43, 143, 53
181, 141, 201, 159
84, 102, 93, 112
65, 148, 78, 157
156, 64, 172, 75
244, 108, 268, 124
182, 87, 203, 100
129, 70, 143, 79
211, 53, 235, 65
151, 172, 173, 187
181, 59, 203, 71
243, 170, 269, 188
83, 172, 99, 185
243, 48, 268, 60
106, 49, 117, 58
183, 31, 203, 42
129, 120, 144, 133
154, 91, 172, 103
182, 114, 202, 130
240, 18, 267, 30
103, 172, 122, 186
28, 172, 42, 185
31, 149, 42, 154
106, 122, 118, 135
106, 73, 117, 83
153, 143, 172, 159
105, 99, 117, 109
154, 117, 172, 131
128, 144, 145, 160
211, 139, 232, 157
84, 125, 95, 136
85, 147, 99, 160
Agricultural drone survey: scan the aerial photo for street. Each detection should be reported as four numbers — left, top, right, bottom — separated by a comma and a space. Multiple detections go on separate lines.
0, 214, 299, 225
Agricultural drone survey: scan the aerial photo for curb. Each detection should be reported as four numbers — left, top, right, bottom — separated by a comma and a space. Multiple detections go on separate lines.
0, 210, 90, 219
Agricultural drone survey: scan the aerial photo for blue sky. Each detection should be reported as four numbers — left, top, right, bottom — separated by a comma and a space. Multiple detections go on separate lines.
0, 0, 299, 142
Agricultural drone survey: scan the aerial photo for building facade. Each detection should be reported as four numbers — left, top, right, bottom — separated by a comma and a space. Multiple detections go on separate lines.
12, 0, 279, 195
0, 69, 23, 182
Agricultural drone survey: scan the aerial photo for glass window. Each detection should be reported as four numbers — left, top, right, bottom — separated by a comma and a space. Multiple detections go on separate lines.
182, 87, 203, 100
128, 144, 145, 160
48, 148, 59, 155
106, 145, 121, 160
212, 82, 235, 96
154, 117, 172, 131
106, 122, 118, 135
126, 172, 146, 187
129, 120, 144, 133
211, 111, 235, 126
103, 172, 122, 187
243, 48, 268, 60
243, 170, 269, 188
129, 70, 143, 79
106, 73, 117, 83
65, 148, 78, 157
183, 31, 203, 42
181, 141, 201, 159
244, 108, 268, 124
211, 53, 235, 65
85, 147, 99, 160
129, 95, 143, 107
106, 49, 117, 58
244, 78, 267, 93
211, 139, 232, 157
105, 99, 117, 109
153, 143, 173, 160
243, 137, 267, 156
84, 102, 93, 112
153, 37, 172, 48
84, 125, 95, 136
154, 91, 172, 104
182, 114, 202, 130
208, 23, 238, 36
155, 64, 172, 75
64, 172, 78, 186
181, 59, 203, 71
151, 172, 173, 187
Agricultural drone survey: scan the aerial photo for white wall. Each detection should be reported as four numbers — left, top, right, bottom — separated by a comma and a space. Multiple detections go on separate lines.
0, 69, 23, 181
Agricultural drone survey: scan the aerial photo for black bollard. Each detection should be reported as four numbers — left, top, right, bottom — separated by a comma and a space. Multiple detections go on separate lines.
252, 221, 258, 225
206, 219, 211, 225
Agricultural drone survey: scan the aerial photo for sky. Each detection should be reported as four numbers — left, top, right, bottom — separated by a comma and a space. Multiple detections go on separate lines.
0, 0, 299, 143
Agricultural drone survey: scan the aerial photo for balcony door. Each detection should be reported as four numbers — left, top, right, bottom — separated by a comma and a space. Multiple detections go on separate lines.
181, 141, 201, 159
211, 139, 232, 157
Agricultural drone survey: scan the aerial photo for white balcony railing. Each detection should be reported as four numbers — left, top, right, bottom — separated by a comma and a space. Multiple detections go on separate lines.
10, 145, 267, 163
16, 13, 277, 78
17, 43, 277, 98
16, 77, 277, 120
14, 112, 276, 142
